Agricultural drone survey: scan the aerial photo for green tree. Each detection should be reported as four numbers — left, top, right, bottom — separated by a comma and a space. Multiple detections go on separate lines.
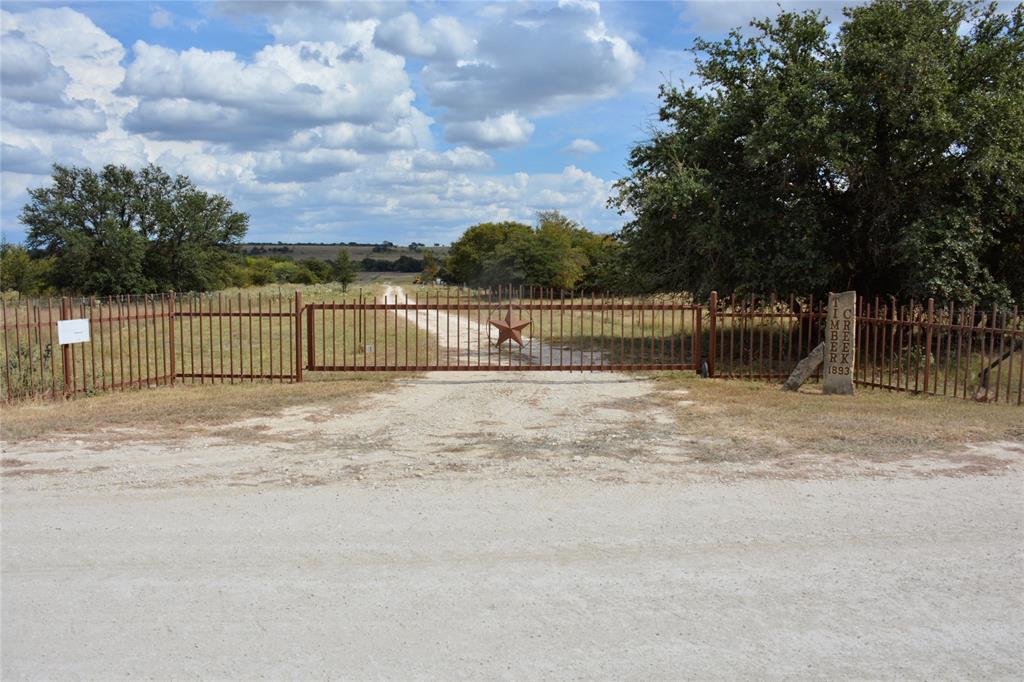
20, 163, 248, 295
611, 0, 1023, 304
443, 212, 618, 290
421, 250, 440, 282
300, 258, 332, 283
0, 244, 52, 294
443, 221, 532, 284
332, 249, 356, 290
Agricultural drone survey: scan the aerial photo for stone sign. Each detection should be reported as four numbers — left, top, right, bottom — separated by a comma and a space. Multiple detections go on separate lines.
823, 291, 856, 395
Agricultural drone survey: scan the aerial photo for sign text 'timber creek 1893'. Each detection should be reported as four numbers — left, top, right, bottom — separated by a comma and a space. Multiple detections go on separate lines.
823, 291, 856, 395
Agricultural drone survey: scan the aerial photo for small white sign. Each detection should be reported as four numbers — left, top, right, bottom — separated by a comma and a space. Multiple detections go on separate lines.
57, 318, 91, 345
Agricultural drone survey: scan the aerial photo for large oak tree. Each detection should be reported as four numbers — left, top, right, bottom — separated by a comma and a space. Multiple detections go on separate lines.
21, 164, 248, 294
611, 0, 1023, 304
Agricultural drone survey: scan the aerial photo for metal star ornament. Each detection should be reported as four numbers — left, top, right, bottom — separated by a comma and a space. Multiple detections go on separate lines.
489, 304, 531, 347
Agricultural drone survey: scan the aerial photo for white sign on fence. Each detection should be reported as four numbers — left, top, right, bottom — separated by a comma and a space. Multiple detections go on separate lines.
57, 318, 91, 345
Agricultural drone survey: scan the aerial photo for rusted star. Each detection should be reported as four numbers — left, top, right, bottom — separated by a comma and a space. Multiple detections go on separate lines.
489, 304, 531, 347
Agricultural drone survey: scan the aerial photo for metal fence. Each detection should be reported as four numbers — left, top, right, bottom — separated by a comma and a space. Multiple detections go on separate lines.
305, 285, 701, 372
1, 287, 1021, 405
707, 293, 1023, 405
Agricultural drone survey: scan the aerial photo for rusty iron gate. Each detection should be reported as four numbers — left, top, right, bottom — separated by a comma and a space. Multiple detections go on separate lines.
305, 286, 702, 372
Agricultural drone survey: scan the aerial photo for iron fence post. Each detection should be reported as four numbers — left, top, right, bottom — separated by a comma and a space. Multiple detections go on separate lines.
294, 290, 303, 383
306, 300, 315, 371
708, 291, 718, 378
60, 297, 71, 398
923, 298, 934, 394
693, 298, 703, 375
168, 291, 176, 386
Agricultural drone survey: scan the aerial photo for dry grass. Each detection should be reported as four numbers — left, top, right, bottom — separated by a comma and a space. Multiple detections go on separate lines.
0, 374, 399, 444
648, 373, 1024, 462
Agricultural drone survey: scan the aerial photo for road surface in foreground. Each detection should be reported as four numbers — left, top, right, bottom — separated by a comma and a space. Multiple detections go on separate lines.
2, 371, 1022, 678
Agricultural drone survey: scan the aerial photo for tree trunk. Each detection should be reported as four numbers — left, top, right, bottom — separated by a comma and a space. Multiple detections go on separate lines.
783, 342, 825, 391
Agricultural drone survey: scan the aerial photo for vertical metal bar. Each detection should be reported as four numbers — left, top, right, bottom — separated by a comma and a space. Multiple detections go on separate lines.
14, 300, 25, 398
1, 299, 10, 401
707, 291, 718, 377
560, 289, 565, 368
333, 296, 338, 370
59, 297, 71, 397
295, 290, 303, 382
309, 300, 317, 371
186, 294, 193, 384
85, 297, 96, 392
199, 295, 207, 384
247, 293, 253, 381
1004, 307, 1016, 404
942, 302, 952, 396
226, 295, 234, 384
893, 301, 902, 390
107, 297, 116, 391
277, 292, 284, 381
214, 292, 223, 383
923, 298, 934, 394
994, 306, 1005, 402
776, 296, 784, 380
693, 296, 703, 375
162, 292, 173, 387
953, 304, 964, 399
768, 293, 777, 380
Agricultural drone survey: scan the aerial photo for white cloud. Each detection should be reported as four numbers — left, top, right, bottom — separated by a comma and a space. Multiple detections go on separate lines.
120, 38, 417, 146
678, 1, 868, 34
0, 31, 70, 104
0, 4, 627, 245
407, 147, 494, 172
411, 1, 640, 150
253, 148, 363, 182
374, 12, 475, 61
150, 7, 173, 29
562, 138, 601, 154
1, 8, 127, 115
421, 2, 640, 121
444, 113, 535, 148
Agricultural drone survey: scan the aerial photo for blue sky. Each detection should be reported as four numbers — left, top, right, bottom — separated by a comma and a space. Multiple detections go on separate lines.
1, 1, 860, 245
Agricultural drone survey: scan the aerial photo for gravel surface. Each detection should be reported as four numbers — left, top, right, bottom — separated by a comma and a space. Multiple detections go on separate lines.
2, 369, 1023, 679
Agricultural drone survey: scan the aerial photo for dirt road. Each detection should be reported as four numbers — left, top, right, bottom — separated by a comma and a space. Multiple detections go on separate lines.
3, 370, 1023, 678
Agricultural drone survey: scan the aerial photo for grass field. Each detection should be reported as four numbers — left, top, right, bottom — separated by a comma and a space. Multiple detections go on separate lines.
241, 243, 449, 262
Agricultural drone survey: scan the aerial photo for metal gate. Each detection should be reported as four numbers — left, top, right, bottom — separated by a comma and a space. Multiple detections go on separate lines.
305, 286, 702, 372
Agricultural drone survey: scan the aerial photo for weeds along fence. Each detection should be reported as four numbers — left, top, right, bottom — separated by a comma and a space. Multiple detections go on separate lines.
0, 287, 1021, 405
0, 291, 302, 401
708, 293, 1023, 405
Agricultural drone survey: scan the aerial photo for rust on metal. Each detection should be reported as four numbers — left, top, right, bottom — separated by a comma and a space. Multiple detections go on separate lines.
489, 303, 532, 348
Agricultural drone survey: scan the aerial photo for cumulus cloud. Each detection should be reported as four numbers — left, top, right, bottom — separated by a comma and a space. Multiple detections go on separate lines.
0, 31, 70, 104
373, 13, 474, 61
407, 147, 494, 172
1, 8, 127, 114
253, 148, 363, 182
443, 113, 535, 148
414, 1, 639, 149
120, 39, 416, 145
0, 4, 627, 244
562, 138, 601, 155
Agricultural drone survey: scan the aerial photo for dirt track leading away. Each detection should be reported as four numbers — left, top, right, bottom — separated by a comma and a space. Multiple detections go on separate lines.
2, 370, 1023, 678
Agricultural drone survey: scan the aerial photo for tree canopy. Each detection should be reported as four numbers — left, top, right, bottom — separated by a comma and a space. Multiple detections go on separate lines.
611, 0, 1023, 304
20, 164, 249, 295
442, 212, 621, 291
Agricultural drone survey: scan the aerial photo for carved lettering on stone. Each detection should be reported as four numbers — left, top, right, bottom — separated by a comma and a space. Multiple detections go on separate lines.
823, 291, 856, 395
